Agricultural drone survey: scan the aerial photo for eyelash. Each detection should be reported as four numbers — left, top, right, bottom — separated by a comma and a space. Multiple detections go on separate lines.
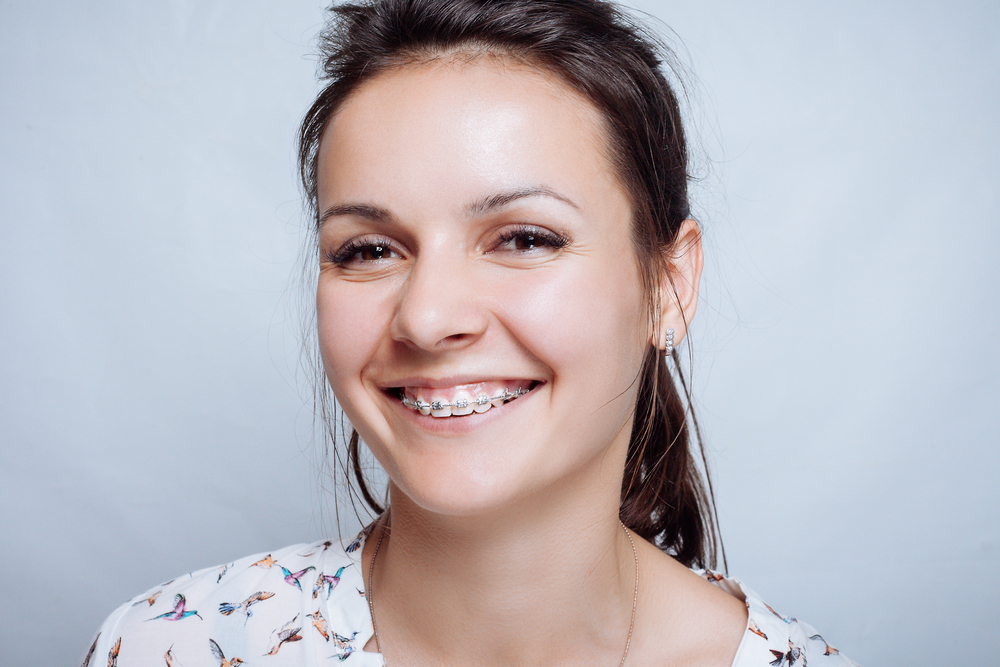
490, 225, 569, 253
325, 237, 398, 265
324, 225, 568, 266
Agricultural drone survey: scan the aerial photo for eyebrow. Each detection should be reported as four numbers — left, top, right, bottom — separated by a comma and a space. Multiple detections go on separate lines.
319, 203, 396, 227
466, 186, 580, 215
319, 185, 579, 228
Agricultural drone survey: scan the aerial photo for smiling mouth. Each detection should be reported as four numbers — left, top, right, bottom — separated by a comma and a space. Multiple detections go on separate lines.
391, 381, 539, 418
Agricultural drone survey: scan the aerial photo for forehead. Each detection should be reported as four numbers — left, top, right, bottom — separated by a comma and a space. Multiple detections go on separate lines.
315, 56, 629, 219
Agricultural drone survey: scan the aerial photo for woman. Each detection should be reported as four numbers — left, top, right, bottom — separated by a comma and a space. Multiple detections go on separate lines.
83, 1, 857, 665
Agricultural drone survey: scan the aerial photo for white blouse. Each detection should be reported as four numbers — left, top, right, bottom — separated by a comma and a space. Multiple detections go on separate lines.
82, 527, 859, 666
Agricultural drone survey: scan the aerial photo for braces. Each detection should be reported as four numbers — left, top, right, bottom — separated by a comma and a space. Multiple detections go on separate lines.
400, 386, 530, 412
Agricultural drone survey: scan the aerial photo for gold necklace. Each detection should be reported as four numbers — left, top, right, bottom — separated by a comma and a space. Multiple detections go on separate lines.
366, 514, 639, 667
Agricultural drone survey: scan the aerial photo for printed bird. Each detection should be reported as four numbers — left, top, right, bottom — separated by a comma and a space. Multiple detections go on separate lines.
333, 631, 360, 661
217, 564, 231, 583
281, 565, 316, 591
313, 567, 346, 599
764, 602, 796, 624
346, 524, 374, 554
311, 575, 325, 600
164, 645, 182, 666
299, 540, 334, 557
219, 591, 275, 625
209, 638, 244, 667
307, 609, 330, 641
701, 569, 724, 582
264, 614, 304, 656
148, 594, 203, 621
345, 534, 363, 553
748, 619, 768, 640
81, 633, 99, 667
131, 590, 162, 607
809, 633, 840, 656
768, 641, 805, 667
108, 638, 121, 667
252, 554, 278, 569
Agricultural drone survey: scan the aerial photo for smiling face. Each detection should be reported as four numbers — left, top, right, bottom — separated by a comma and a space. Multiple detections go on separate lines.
315, 57, 653, 517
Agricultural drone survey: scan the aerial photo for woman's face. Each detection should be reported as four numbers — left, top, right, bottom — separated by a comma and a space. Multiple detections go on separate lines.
315, 58, 652, 517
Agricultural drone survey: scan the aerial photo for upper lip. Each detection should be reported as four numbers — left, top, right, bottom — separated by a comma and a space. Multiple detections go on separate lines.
377, 375, 543, 389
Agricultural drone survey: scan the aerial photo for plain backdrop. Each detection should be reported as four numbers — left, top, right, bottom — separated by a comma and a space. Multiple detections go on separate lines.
2, 1, 997, 665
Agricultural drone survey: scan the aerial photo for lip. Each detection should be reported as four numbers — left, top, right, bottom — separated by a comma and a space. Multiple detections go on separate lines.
378, 375, 542, 390
378, 378, 545, 434
377, 376, 544, 407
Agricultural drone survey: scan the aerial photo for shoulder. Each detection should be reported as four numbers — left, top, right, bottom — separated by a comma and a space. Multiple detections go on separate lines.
81, 530, 378, 666
693, 568, 862, 667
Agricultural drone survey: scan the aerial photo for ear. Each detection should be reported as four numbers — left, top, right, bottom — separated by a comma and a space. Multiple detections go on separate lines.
652, 219, 703, 352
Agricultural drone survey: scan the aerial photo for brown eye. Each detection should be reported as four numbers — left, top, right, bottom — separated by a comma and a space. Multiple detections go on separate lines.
492, 226, 568, 254
516, 234, 537, 251
326, 238, 401, 266
362, 244, 388, 261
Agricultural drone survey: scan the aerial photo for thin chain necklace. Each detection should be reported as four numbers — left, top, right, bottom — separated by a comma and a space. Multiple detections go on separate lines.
366, 513, 639, 667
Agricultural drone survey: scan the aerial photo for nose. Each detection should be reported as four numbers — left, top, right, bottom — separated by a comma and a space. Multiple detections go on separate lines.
390, 249, 488, 352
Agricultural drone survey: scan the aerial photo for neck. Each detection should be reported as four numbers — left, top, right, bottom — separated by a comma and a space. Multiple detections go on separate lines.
365, 489, 638, 667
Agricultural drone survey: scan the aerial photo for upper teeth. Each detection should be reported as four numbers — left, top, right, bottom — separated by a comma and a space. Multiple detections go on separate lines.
401, 387, 530, 417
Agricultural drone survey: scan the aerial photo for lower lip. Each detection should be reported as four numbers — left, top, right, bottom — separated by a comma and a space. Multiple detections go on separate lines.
384, 386, 540, 435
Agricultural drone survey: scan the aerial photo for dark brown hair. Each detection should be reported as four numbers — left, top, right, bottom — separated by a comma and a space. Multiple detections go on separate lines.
298, 0, 722, 569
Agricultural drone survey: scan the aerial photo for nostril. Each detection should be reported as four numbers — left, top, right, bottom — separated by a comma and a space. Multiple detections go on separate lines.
437, 332, 475, 347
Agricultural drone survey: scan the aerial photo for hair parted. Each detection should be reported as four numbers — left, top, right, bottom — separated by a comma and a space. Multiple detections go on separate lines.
298, 0, 723, 570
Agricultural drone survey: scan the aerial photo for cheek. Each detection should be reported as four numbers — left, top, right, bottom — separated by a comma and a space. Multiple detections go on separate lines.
316, 279, 390, 395
491, 259, 647, 485
499, 258, 647, 390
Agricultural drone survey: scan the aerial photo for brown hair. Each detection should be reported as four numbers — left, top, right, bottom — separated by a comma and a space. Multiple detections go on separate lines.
298, 0, 722, 569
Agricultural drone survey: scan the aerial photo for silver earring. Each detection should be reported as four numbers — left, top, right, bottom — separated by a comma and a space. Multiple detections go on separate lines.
664, 328, 675, 357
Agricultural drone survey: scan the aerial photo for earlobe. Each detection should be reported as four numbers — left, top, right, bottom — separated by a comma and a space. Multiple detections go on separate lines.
652, 219, 703, 353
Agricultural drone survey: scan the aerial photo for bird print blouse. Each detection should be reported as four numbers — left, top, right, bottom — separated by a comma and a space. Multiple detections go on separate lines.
81, 526, 860, 667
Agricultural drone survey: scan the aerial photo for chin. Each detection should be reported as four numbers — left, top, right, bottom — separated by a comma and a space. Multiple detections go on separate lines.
387, 448, 538, 518
346, 382, 631, 521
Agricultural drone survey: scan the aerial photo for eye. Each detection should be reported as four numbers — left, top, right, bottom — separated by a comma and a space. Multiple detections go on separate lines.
325, 237, 402, 266
491, 225, 568, 254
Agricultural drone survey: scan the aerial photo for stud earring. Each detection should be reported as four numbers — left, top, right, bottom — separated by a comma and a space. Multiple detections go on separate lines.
664, 328, 675, 357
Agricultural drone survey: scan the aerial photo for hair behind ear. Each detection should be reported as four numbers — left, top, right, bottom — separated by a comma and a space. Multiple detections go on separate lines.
620, 343, 721, 570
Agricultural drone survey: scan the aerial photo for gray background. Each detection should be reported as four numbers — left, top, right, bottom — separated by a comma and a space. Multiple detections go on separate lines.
2, 1, 997, 665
